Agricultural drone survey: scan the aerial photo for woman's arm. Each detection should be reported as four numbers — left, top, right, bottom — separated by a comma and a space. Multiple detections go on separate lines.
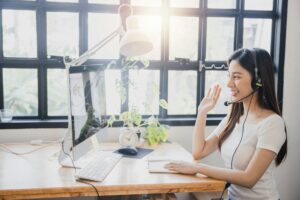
193, 85, 222, 160
166, 148, 276, 188
192, 112, 219, 160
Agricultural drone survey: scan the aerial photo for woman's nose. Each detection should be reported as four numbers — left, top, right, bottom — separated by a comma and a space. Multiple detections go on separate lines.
226, 77, 234, 88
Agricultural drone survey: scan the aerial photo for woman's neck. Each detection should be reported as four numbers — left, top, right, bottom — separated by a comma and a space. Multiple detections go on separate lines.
242, 92, 261, 114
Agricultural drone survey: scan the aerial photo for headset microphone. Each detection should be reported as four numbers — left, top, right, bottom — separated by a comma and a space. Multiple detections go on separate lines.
224, 90, 256, 106
224, 100, 231, 106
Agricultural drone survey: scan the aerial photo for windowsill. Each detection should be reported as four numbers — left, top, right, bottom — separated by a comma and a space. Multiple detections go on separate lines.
0, 119, 68, 129
0, 117, 223, 129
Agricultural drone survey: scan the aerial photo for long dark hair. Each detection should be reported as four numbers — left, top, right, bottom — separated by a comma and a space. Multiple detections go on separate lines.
218, 48, 287, 166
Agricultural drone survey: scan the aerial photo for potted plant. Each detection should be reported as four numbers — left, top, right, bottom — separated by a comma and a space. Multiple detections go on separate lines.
108, 107, 169, 146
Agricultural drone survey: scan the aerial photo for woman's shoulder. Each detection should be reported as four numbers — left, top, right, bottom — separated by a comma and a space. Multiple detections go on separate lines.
259, 110, 284, 125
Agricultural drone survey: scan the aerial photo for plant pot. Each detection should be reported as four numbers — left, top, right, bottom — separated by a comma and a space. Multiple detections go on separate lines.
119, 127, 140, 147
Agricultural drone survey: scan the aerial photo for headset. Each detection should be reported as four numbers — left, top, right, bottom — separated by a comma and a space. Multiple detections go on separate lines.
249, 48, 263, 89
224, 48, 263, 107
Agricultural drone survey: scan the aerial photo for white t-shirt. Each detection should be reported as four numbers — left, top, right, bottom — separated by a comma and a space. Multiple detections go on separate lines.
213, 114, 286, 200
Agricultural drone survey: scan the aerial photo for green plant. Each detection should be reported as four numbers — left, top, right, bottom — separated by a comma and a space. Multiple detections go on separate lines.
108, 108, 169, 146
107, 57, 169, 145
143, 116, 169, 145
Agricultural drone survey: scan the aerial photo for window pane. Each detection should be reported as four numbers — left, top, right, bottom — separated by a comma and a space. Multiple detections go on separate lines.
3, 68, 38, 116
48, 69, 68, 116
245, 0, 273, 10
47, 12, 79, 58
243, 18, 272, 53
105, 70, 121, 115
47, 0, 78, 2
168, 71, 197, 115
129, 70, 160, 115
207, 0, 236, 9
88, 13, 119, 59
205, 71, 229, 114
206, 17, 234, 61
89, 0, 119, 4
136, 15, 161, 60
2, 10, 37, 58
169, 16, 199, 61
170, 0, 199, 8
131, 0, 161, 7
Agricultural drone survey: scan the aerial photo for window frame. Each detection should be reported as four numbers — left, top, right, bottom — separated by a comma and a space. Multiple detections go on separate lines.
0, 0, 287, 129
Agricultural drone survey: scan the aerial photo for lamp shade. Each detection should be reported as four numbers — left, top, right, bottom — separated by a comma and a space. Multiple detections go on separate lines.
119, 16, 153, 57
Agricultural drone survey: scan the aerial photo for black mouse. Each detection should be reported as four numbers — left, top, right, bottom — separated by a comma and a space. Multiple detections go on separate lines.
117, 146, 138, 156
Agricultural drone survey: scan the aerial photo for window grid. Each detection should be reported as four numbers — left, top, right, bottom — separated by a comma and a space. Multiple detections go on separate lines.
0, 0, 286, 128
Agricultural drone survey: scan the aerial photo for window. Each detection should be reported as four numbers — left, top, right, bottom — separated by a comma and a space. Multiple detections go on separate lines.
47, 12, 79, 58
2, 9, 37, 58
169, 16, 199, 61
3, 68, 38, 116
0, 0, 287, 128
47, 69, 68, 116
88, 13, 120, 59
129, 70, 160, 115
168, 70, 197, 115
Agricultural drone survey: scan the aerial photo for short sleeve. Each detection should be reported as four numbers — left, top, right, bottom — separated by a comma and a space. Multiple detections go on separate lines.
256, 115, 286, 154
212, 116, 228, 138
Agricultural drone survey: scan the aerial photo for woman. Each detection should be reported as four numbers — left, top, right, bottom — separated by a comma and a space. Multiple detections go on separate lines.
165, 48, 287, 200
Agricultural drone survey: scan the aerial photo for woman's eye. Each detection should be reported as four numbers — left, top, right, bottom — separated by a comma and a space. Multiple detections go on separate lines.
233, 76, 240, 79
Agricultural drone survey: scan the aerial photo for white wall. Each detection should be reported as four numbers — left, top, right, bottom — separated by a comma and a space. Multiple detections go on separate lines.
275, 0, 300, 199
1, 1, 300, 199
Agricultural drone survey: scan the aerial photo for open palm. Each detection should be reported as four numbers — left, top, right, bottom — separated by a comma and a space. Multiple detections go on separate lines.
198, 84, 222, 114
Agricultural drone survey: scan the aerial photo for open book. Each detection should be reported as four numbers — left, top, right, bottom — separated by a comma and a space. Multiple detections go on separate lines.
147, 156, 179, 173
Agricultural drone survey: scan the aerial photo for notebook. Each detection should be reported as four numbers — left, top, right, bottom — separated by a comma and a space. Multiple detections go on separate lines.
147, 156, 179, 173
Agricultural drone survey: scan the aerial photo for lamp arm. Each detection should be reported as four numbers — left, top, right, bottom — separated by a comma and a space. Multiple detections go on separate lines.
67, 26, 123, 67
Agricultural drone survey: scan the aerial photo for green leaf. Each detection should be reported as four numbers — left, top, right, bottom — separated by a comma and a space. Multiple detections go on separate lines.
146, 116, 159, 126
141, 57, 150, 68
159, 99, 168, 110
116, 79, 127, 104
143, 123, 169, 146
131, 110, 142, 126
151, 83, 160, 97
120, 112, 130, 121
107, 115, 115, 127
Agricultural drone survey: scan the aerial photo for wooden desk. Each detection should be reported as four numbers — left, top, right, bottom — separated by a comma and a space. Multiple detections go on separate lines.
0, 142, 224, 199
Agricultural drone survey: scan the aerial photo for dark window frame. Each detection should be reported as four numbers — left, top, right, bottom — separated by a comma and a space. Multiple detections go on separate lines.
0, 0, 287, 129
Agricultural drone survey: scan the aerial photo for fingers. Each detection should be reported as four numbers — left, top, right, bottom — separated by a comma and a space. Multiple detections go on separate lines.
210, 85, 217, 99
212, 84, 221, 101
165, 162, 178, 168
205, 84, 221, 100
206, 87, 212, 97
164, 162, 197, 175
209, 84, 221, 100
215, 85, 222, 102
165, 161, 181, 169
164, 162, 177, 171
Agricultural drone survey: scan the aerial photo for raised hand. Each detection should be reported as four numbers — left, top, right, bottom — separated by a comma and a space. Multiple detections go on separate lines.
198, 84, 221, 114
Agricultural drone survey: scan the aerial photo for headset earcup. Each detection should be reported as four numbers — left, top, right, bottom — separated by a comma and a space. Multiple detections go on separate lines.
255, 78, 263, 89
252, 78, 263, 90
